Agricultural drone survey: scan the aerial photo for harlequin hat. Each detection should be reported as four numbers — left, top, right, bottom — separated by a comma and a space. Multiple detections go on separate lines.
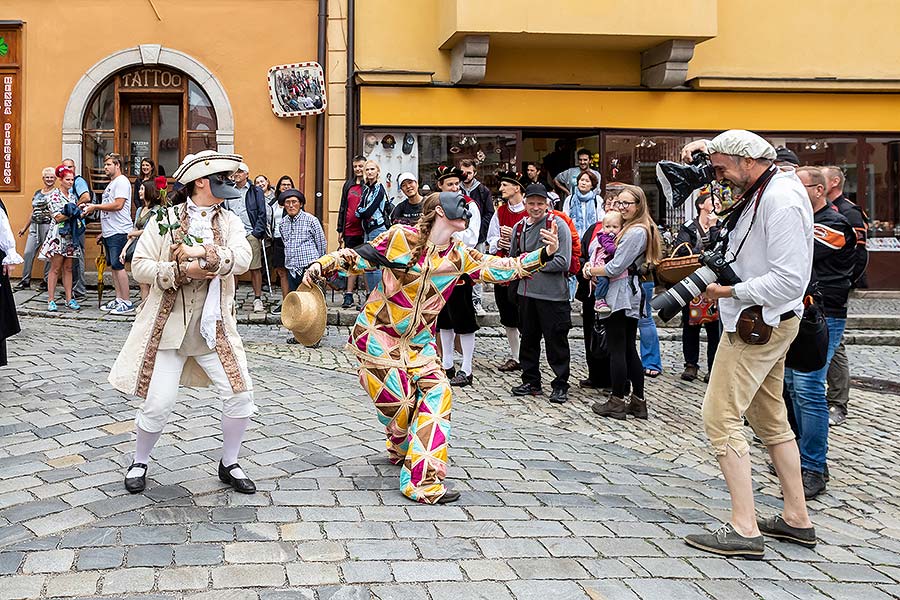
497, 170, 526, 191
172, 150, 243, 184
435, 165, 464, 184
281, 283, 327, 347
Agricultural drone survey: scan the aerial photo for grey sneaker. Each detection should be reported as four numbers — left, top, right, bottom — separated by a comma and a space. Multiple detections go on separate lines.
684, 523, 765, 560
757, 515, 817, 549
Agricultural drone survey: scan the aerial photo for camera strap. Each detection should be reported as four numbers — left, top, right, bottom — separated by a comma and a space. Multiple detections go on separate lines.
720, 164, 777, 262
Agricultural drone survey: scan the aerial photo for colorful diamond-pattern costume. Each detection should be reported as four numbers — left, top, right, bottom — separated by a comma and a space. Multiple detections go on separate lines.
315, 225, 547, 503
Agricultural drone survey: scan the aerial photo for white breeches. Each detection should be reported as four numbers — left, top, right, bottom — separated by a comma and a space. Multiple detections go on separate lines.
135, 349, 257, 433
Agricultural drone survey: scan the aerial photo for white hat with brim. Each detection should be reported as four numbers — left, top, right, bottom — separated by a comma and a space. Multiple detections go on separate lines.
707, 130, 777, 161
280, 283, 327, 347
172, 150, 244, 184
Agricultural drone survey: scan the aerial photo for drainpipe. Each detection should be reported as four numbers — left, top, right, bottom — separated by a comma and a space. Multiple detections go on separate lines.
346, 0, 357, 169
314, 0, 327, 220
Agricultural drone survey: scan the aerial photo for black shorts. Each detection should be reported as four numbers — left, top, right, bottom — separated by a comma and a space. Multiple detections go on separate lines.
343, 234, 365, 249
494, 283, 519, 328
437, 276, 479, 334
271, 238, 286, 269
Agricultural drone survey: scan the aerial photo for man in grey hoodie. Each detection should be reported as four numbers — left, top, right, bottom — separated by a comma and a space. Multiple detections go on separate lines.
508, 183, 573, 404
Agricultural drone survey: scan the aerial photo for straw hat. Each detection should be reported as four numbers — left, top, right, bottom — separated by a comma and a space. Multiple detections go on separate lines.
280, 283, 327, 346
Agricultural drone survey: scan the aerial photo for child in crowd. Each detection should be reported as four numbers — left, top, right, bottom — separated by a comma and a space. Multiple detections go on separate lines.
591, 210, 623, 315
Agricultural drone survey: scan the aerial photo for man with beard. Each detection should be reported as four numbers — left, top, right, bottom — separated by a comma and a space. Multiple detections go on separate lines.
390, 172, 424, 226
553, 148, 602, 198
486, 171, 528, 371
434, 165, 481, 387
459, 159, 494, 316
679, 130, 817, 559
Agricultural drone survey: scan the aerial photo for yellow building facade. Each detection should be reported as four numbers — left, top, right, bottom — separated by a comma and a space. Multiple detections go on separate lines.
2, 1, 900, 286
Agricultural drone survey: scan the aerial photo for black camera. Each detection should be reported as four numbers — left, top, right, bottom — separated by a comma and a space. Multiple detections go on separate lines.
656, 150, 716, 208
651, 247, 741, 323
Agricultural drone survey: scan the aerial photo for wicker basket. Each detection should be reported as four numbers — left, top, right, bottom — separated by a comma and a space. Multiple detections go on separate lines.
656, 242, 701, 284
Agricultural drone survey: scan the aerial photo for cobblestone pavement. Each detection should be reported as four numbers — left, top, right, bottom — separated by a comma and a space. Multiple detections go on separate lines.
1, 317, 900, 599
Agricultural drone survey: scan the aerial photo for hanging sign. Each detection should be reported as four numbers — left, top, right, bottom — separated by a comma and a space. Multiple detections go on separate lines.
267, 62, 326, 118
0, 24, 22, 192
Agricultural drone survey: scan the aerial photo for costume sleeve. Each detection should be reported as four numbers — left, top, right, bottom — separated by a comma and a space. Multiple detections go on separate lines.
316, 226, 393, 276
132, 210, 181, 289
486, 212, 501, 254
461, 241, 546, 284
203, 212, 253, 278
0, 208, 23, 265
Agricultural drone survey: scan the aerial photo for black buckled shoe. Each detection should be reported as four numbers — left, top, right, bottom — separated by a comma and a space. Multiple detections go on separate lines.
449, 371, 473, 387
124, 463, 148, 494
218, 461, 257, 494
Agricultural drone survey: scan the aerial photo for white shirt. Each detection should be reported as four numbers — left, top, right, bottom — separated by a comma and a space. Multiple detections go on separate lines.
452, 201, 481, 247
0, 207, 23, 265
100, 174, 133, 237
487, 201, 525, 253
721, 169, 813, 332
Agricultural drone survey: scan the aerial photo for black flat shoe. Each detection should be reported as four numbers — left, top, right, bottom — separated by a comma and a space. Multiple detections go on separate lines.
218, 461, 257, 494
436, 489, 460, 504
124, 463, 147, 494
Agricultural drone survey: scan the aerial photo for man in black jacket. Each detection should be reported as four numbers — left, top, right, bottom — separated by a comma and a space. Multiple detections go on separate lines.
229, 163, 268, 312
460, 159, 494, 316
784, 167, 856, 499
822, 166, 868, 426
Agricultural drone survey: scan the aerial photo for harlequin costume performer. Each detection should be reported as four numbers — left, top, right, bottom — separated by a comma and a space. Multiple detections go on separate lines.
109, 150, 259, 495
303, 192, 560, 504
0, 197, 23, 367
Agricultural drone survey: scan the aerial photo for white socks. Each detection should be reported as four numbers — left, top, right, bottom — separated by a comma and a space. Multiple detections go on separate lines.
129, 427, 162, 478
459, 333, 475, 375
439, 329, 456, 370
505, 327, 520, 362
221, 416, 250, 480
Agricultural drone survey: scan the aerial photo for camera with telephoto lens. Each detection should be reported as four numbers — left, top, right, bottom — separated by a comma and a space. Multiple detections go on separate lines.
656, 150, 716, 208
651, 247, 742, 323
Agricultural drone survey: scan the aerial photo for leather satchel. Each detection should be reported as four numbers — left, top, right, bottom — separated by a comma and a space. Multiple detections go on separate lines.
736, 305, 772, 345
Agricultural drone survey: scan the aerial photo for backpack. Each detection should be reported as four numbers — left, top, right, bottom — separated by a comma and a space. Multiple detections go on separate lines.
551, 210, 582, 276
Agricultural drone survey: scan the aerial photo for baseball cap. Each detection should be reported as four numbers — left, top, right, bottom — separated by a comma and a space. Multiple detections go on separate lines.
398, 172, 417, 186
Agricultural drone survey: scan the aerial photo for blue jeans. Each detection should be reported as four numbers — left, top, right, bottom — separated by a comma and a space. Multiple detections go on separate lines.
784, 317, 845, 474
593, 276, 610, 301
363, 226, 386, 295
638, 281, 662, 373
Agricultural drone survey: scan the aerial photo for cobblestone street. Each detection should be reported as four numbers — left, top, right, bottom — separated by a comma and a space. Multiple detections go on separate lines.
1, 315, 899, 599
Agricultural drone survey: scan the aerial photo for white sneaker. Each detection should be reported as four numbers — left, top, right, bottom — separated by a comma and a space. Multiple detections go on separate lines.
109, 300, 135, 315
253, 298, 265, 313
103, 299, 119, 311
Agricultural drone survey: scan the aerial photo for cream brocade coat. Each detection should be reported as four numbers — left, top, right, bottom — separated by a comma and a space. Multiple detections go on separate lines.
108, 204, 252, 398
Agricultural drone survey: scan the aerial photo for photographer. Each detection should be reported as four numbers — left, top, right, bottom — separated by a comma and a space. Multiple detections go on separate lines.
678, 130, 817, 560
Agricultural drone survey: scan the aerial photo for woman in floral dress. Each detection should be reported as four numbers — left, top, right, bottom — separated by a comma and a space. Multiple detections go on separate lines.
38, 165, 83, 311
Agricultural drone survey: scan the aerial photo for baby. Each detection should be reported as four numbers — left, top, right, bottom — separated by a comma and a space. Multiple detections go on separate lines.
591, 211, 623, 315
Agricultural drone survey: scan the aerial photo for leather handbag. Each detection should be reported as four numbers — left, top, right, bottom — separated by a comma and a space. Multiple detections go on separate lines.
737, 305, 772, 345
785, 297, 829, 372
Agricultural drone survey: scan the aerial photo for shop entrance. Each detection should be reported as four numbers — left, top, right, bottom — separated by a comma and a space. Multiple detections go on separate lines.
521, 131, 600, 198
119, 99, 183, 178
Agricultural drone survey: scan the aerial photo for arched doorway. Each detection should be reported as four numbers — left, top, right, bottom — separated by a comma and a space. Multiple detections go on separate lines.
61, 45, 234, 180
81, 67, 218, 188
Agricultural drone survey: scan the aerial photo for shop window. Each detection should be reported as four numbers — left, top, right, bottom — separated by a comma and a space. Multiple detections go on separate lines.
82, 68, 217, 190
521, 133, 599, 199
360, 131, 517, 203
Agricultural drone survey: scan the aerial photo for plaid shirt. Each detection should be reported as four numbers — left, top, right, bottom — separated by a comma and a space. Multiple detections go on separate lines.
281, 210, 327, 275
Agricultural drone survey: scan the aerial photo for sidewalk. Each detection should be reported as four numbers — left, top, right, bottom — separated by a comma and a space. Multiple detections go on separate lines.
1, 316, 899, 599
14, 284, 900, 345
